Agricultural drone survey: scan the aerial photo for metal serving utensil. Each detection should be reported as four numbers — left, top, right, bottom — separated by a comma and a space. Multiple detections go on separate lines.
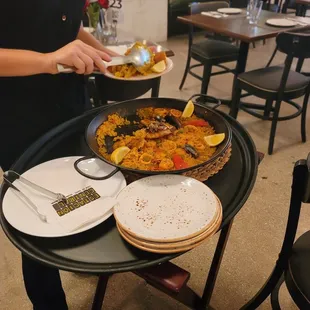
3, 171, 67, 223
57, 44, 152, 73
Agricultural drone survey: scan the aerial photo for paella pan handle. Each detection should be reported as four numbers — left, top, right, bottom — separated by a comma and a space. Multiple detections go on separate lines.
74, 156, 120, 181
188, 94, 221, 110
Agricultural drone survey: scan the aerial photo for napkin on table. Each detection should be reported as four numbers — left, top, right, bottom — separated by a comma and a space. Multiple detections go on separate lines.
201, 11, 228, 18
55, 196, 118, 232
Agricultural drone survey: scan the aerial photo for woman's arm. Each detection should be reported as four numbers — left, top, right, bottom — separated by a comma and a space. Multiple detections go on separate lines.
0, 40, 111, 77
0, 49, 51, 77
77, 26, 120, 56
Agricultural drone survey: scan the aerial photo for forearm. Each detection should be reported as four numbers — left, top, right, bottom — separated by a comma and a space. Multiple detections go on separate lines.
77, 27, 119, 56
0, 49, 52, 77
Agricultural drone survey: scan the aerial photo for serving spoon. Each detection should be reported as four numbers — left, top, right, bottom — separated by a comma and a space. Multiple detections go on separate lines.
57, 44, 152, 73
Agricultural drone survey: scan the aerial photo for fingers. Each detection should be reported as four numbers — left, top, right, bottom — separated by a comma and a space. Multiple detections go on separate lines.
62, 40, 111, 74
78, 44, 107, 73
72, 55, 86, 74
77, 53, 94, 75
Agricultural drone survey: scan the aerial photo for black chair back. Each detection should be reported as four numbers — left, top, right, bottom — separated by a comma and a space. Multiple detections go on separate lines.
230, 0, 248, 8
282, 0, 297, 12
189, 1, 229, 15
270, 32, 310, 101
276, 32, 310, 59
240, 153, 310, 309
262, 0, 283, 12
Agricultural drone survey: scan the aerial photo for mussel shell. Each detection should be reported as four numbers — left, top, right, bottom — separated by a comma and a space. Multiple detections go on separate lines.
105, 136, 114, 154
165, 115, 181, 129
184, 144, 199, 158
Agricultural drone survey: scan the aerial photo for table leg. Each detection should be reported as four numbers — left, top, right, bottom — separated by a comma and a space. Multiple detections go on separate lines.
229, 42, 250, 119
199, 220, 234, 309
91, 274, 110, 310
151, 77, 161, 97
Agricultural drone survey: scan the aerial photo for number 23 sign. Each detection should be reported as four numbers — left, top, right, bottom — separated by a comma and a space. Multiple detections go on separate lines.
107, 0, 124, 23
109, 0, 122, 9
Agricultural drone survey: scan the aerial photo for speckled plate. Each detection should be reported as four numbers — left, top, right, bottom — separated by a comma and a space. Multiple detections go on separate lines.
104, 58, 174, 81
116, 202, 222, 250
114, 175, 220, 242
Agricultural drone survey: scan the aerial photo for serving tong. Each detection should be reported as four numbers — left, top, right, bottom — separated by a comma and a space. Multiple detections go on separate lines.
57, 44, 152, 74
3, 170, 67, 223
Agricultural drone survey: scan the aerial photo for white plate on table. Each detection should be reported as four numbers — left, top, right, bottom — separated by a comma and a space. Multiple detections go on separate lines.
114, 175, 221, 242
217, 8, 242, 14
266, 18, 298, 27
104, 57, 174, 81
2, 157, 126, 237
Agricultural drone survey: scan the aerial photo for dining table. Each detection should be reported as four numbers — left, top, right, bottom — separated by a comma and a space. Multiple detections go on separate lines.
177, 9, 310, 112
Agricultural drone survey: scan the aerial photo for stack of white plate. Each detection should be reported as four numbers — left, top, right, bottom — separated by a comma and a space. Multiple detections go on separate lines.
114, 175, 223, 254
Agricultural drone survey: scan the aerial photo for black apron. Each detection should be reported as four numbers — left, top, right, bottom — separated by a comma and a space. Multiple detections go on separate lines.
0, 0, 87, 170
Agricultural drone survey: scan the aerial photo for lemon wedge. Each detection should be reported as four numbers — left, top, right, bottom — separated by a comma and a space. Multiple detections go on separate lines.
204, 133, 225, 147
182, 100, 195, 118
151, 60, 167, 73
111, 146, 130, 164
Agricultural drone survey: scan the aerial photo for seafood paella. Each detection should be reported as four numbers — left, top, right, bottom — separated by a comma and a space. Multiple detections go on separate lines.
107, 42, 168, 78
96, 101, 225, 171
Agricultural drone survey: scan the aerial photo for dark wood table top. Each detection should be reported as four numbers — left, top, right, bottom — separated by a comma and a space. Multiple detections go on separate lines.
178, 10, 310, 42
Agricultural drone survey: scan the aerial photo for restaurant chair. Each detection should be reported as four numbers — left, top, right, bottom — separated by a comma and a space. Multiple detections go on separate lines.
229, 32, 310, 155
179, 1, 239, 95
282, 0, 298, 14
262, 0, 283, 12
241, 153, 310, 310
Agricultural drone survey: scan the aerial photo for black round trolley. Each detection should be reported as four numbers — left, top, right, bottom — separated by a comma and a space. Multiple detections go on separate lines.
0, 103, 259, 310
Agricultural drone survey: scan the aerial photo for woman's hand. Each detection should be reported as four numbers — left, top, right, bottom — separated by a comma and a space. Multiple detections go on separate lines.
46, 40, 111, 74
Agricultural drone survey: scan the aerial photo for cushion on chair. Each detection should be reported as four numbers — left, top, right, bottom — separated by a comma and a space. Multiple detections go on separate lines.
134, 262, 190, 293
238, 66, 310, 93
191, 39, 239, 62
286, 230, 310, 307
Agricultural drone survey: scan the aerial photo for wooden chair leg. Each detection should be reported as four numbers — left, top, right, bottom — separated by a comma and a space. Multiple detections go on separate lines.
200, 64, 212, 95
91, 275, 110, 310
270, 274, 285, 310
301, 87, 310, 142
268, 99, 282, 155
229, 79, 242, 119
179, 50, 192, 90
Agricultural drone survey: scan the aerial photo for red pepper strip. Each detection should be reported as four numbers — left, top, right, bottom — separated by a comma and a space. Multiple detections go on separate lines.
172, 155, 189, 169
183, 120, 209, 127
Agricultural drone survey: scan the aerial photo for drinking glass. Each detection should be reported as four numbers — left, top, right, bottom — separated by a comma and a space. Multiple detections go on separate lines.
246, 0, 254, 19
249, 0, 263, 25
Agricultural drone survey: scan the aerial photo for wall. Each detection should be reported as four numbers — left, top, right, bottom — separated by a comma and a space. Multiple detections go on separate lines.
118, 0, 168, 42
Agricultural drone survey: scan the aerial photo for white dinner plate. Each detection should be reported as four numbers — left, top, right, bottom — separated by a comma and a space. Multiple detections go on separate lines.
104, 58, 174, 81
114, 175, 221, 242
2, 157, 126, 237
217, 8, 242, 14
266, 18, 297, 27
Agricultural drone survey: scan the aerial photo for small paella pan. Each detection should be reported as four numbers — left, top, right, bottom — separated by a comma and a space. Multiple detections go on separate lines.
74, 94, 232, 180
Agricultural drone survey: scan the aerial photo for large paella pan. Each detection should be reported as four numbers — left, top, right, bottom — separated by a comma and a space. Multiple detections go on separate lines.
74, 94, 232, 181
